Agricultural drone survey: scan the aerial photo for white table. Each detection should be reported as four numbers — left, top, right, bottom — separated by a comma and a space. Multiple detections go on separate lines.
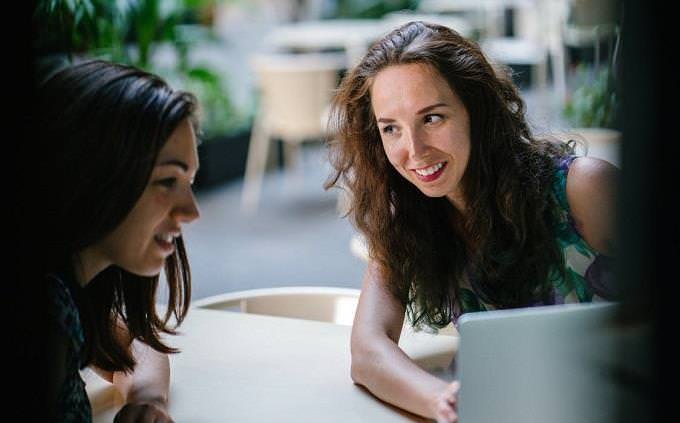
87, 308, 458, 422
264, 16, 473, 68
263, 19, 387, 68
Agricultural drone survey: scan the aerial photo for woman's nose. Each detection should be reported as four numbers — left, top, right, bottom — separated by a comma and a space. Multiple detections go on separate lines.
405, 127, 429, 159
173, 188, 201, 223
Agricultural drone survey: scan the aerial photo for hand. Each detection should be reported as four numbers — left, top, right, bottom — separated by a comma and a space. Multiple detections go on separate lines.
432, 380, 460, 423
113, 400, 175, 423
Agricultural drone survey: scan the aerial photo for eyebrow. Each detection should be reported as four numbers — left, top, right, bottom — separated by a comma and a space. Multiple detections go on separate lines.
417, 103, 448, 114
158, 159, 189, 172
377, 103, 449, 123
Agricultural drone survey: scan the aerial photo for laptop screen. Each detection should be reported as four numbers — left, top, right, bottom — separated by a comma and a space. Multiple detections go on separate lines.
455, 302, 622, 423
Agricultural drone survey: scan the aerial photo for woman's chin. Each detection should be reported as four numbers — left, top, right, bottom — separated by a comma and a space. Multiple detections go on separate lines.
417, 186, 447, 198
122, 262, 164, 278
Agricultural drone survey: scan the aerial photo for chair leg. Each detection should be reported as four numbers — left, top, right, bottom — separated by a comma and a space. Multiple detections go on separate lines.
533, 58, 548, 92
283, 141, 305, 193
241, 114, 270, 214
283, 142, 300, 171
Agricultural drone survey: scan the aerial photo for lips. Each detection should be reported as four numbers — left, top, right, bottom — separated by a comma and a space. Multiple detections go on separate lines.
154, 231, 180, 254
412, 161, 447, 182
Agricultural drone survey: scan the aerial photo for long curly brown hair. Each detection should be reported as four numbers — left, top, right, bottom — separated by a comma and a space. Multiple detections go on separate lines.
325, 21, 574, 328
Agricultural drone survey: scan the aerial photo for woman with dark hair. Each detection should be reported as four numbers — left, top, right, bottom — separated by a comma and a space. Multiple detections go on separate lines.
325, 21, 618, 422
36, 60, 201, 422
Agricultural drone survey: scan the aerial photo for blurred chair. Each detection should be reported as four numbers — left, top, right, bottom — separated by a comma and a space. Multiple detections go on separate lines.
192, 286, 361, 326
193, 285, 459, 336
562, 0, 620, 70
480, 0, 568, 98
416, 0, 497, 39
240, 52, 344, 214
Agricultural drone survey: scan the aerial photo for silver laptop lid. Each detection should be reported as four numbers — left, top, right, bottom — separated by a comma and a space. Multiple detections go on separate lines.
456, 302, 621, 423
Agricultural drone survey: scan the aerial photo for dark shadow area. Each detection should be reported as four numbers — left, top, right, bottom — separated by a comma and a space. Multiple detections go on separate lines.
613, 0, 672, 421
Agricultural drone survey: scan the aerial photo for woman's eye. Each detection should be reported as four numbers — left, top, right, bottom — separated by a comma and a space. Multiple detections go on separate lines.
381, 125, 396, 135
425, 114, 443, 124
157, 178, 177, 189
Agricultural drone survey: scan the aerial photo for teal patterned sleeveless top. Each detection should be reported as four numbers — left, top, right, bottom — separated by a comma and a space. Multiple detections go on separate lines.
453, 156, 617, 323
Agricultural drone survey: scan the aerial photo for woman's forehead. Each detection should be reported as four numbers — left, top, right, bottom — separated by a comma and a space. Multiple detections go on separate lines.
370, 63, 457, 114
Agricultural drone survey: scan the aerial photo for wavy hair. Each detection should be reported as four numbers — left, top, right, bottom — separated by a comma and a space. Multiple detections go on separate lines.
34, 60, 198, 372
325, 22, 574, 328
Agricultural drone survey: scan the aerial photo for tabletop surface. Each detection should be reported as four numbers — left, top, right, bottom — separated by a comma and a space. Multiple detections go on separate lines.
87, 307, 458, 422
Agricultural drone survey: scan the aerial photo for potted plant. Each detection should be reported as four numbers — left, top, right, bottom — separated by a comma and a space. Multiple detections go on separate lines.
181, 66, 254, 190
33, 0, 254, 189
564, 63, 617, 128
563, 63, 621, 164
561, 15, 622, 164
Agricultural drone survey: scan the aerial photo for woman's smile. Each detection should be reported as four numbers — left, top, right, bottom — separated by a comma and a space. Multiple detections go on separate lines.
371, 62, 471, 207
411, 161, 448, 182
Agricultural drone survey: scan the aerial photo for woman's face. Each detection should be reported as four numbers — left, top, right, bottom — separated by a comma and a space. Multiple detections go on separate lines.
370, 62, 471, 209
91, 118, 201, 277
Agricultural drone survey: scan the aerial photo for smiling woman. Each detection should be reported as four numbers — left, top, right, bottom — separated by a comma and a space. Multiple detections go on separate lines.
325, 21, 619, 422
371, 63, 471, 211
32, 60, 201, 423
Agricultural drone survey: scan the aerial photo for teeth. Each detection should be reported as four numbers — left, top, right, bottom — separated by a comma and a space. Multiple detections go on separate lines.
155, 233, 175, 243
415, 162, 444, 176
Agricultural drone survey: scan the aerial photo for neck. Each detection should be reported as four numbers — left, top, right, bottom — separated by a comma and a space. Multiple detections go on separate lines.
446, 191, 467, 217
72, 247, 110, 287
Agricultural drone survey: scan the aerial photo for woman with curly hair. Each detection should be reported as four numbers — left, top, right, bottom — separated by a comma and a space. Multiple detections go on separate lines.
325, 21, 618, 422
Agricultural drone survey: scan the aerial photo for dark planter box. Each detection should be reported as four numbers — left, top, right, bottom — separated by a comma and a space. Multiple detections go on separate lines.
194, 129, 251, 191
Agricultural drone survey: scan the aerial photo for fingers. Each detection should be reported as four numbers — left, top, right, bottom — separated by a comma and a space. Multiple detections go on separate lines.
434, 401, 458, 423
446, 380, 460, 407
113, 403, 175, 423
434, 381, 461, 423
447, 380, 460, 396
436, 410, 458, 422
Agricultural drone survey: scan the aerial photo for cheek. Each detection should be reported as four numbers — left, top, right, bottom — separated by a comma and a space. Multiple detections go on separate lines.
127, 192, 170, 234
146, 192, 175, 223
382, 140, 406, 166
445, 128, 471, 158
152, 191, 171, 207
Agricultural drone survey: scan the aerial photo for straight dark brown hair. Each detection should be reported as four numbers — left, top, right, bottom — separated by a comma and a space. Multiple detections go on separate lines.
34, 60, 198, 372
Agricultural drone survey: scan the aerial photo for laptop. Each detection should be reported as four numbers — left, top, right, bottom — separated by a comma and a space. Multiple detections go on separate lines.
454, 302, 623, 423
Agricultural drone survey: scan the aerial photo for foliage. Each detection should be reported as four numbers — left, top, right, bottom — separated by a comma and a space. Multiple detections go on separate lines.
333, 0, 420, 19
32, 0, 249, 138
162, 67, 252, 139
564, 64, 617, 128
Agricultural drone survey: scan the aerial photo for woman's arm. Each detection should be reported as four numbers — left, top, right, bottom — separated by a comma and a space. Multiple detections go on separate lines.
351, 260, 459, 422
91, 323, 174, 422
566, 156, 619, 255
111, 339, 174, 422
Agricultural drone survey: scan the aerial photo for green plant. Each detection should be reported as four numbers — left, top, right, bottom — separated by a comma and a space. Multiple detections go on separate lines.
182, 66, 252, 138
564, 64, 617, 128
334, 0, 420, 19
33, 0, 249, 138
33, 0, 181, 67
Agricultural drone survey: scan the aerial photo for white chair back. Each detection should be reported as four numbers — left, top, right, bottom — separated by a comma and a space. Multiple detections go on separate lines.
193, 286, 361, 326
251, 53, 343, 141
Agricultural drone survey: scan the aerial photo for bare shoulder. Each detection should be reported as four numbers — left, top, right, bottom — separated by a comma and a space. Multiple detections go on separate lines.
566, 157, 619, 204
565, 156, 619, 255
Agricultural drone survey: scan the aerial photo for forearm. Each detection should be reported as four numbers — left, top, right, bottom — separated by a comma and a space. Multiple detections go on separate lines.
352, 337, 448, 419
112, 339, 171, 407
